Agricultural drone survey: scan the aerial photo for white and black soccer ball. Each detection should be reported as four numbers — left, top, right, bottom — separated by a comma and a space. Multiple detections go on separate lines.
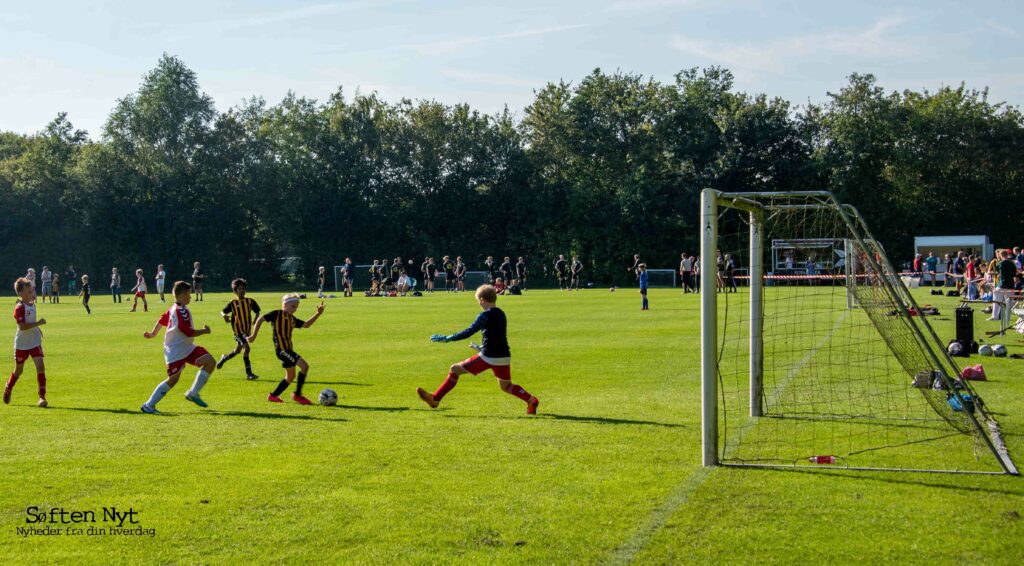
979, 344, 993, 357
993, 344, 1008, 358
318, 388, 338, 406
947, 341, 963, 357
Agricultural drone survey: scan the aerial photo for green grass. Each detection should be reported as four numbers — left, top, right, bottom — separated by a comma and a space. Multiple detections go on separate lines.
0, 288, 1022, 564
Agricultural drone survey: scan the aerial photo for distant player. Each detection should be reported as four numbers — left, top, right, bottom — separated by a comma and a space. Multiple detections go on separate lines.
416, 284, 539, 414
342, 258, 354, 297
156, 264, 167, 302
680, 253, 694, 293
110, 267, 122, 303
499, 256, 513, 285
40, 266, 52, 304
639, 263, 649, 310
369, 260, 382, 295
484, 256, 496, 284
554, 255, 568, 291
390, 258, 403, 291
4, 278, 48, 407
50, 274, 60, 304
248, 294, 325, 404
376, 260, 388, 293
516, 256, 527, 290
79, 275, 92, 314
629, 254, 641, 282
140, 281, 216, 414
217, 278, 262, 380
317, 266, 327, 299
129, 268, 149, 312
455, 256, 467, 292
442, 256, 456, 292
570, 255, 583, 291
191, 261, 205, 302
426, 257, 438, 293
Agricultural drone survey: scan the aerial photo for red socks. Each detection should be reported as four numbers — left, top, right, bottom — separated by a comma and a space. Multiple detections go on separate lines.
6, 372, 19, 389
506, 383, 532, 402
37, 373, 46, 398
433, 372, 459, 401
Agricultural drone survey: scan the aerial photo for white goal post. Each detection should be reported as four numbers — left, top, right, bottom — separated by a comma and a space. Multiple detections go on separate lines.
699, 189, 1017, 475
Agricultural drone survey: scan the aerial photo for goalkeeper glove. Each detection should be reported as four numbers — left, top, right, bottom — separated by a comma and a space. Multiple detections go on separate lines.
430, 334, 450, 343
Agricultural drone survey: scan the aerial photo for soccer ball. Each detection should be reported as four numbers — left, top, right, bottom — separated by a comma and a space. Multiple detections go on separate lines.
609, 287, 616, 292
979, 344, 993, 356
318, 388, 338, 406
993, 344, 1008, 358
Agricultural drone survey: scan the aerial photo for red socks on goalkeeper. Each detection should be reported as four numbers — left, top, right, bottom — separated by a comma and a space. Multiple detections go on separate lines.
433, 372, 458, 401
505, 383, 532, 402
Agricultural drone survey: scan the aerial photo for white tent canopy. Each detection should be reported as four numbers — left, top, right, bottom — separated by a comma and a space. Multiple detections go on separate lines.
914, 235, 993, 261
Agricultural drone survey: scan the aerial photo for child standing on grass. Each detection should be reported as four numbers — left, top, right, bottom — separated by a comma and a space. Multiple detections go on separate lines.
639, 263, 649, 310
111, 267, 122, 303
248, 294, 325, 405
140, 281, 216, 414
4, 278, 48, 407
156, 264, 166, 303
416, 284, 539, 414
217, 278, 261, 380
51, 274, 60, 304
317, 266, 327, 299
130, 268, 149, 312
79, 275, 92, 314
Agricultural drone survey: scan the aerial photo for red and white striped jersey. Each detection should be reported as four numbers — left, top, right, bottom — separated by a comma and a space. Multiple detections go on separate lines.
158, 304, 197, 363
136, 276, 148, 293
13, 301, 42, 350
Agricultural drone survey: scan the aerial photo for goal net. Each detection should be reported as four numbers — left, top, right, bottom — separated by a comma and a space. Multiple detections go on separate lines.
700, 190, 1016, 474
645, 269, 677, 288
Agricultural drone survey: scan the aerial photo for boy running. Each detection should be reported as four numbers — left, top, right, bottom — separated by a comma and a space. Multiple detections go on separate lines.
79, 275, 92, 314
140, 281, 216, 413
4, 278, 48, 407
416, 284, 539, 414
248, 294, 325, 404
130, 268, 149, 312
217, 278, 261, 380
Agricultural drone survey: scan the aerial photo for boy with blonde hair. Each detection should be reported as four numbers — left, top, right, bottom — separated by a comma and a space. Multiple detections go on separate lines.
248, 294, 325, 404
130, 268, 149, 312
417, 284, 539, 414
4, 278, 48, 407
140, 281, 216, 413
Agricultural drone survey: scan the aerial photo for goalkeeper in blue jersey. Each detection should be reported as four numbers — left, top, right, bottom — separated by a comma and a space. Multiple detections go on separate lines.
416, 284, 539, 414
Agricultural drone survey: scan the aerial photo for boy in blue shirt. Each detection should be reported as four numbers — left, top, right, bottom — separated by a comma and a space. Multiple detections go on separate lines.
417, 285, 539, 414
639, 263, 649, 310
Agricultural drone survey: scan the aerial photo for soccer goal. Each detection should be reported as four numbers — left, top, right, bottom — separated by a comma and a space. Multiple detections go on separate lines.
645, 269, 677, 288
700, 189, 1017, 475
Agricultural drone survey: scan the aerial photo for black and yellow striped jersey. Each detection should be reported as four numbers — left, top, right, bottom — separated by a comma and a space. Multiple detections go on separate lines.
262, 310, 306, 352
222, 297, 262, 336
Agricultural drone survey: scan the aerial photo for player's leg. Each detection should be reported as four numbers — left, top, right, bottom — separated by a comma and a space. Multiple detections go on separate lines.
32, 355, 46, 407
4, 359, 25, 404
417, 361, 469, 408
217, 336, 244, 369
241, 339, 257, 379
269, 353, 298, 402
142, 293, 148, 311
184, 353, 215, 407
142, 369, 182, 414
291, 357, 311, 404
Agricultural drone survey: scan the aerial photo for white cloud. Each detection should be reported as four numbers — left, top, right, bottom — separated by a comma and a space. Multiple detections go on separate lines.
670, 15, 917, 80
411, 24, 591, 57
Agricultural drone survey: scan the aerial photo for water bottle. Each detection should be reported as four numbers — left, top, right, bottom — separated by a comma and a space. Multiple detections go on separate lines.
808, 455, 836, 465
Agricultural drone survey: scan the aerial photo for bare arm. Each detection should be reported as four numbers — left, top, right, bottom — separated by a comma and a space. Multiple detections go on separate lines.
18, 319, 46, 331
302, 302, 326, 329
143, 320, 162, 339
247, 317, 264, 343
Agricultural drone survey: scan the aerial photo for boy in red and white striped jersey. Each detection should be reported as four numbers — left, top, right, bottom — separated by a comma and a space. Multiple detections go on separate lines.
4, 278, 48, 407
140, 281, 216, 414
130, 268, 149, 312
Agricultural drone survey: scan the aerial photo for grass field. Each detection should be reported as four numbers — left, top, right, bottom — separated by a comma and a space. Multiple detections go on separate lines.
1, 287, 1022, 564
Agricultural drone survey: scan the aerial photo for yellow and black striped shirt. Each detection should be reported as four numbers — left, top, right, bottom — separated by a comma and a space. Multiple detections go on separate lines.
262, 310, 305, 352
222, 297, 261, 336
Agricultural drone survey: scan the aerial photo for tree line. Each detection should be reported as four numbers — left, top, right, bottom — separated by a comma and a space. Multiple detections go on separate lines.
1, 55, 1021, 290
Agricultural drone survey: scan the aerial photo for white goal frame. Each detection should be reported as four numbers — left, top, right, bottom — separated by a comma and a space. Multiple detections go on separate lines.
699, 189, 1017, 474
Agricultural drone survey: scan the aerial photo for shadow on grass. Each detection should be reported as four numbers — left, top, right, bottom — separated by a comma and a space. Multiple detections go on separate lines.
740, 465, 1022, 496
443, 412, 685, 428
333, 403, 409, 413
301, 381, 372, 387
47, 406, 162, 417
210, 410, 348, 422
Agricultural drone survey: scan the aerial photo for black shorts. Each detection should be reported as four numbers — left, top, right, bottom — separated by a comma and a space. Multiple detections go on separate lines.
344, 277, 353, 286
234, 333, 249, 348
457, 274, 466, 282
276, 349, 301, 368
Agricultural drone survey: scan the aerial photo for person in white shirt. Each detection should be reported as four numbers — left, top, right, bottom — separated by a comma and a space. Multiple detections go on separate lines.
40, 267, 52, 303
156, 264, 167, 303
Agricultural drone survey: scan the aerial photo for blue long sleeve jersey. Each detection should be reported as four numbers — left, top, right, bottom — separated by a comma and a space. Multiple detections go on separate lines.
449, 307, 511, 358
639, 271, 648, 289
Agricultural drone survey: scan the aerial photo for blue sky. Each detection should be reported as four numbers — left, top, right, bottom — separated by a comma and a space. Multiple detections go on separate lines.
1, 0, 1021, 138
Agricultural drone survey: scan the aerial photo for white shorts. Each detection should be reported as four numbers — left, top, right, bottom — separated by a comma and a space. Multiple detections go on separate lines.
156, 281, 165, 293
